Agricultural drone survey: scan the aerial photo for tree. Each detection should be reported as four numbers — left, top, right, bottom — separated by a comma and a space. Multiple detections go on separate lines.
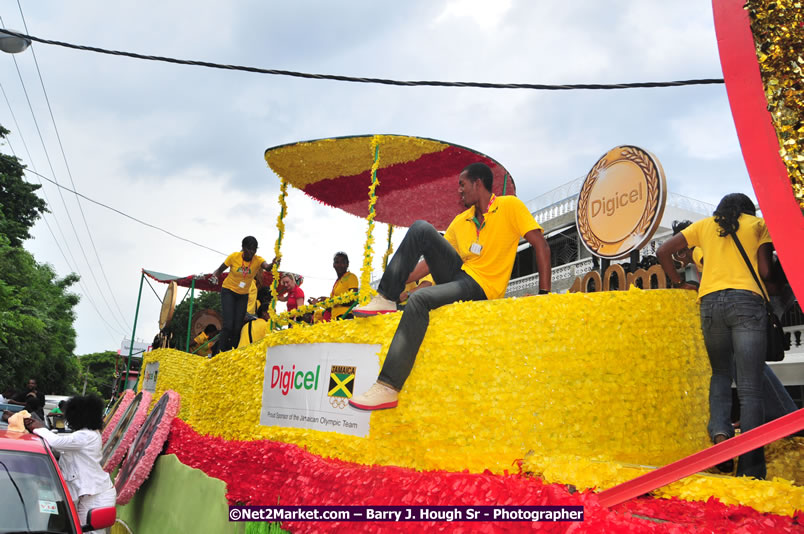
75, 351, 118, 398
0, 125, 81, 395
165, 290, 222, 351
0, 125, 48, 247
0, 235, 82, 394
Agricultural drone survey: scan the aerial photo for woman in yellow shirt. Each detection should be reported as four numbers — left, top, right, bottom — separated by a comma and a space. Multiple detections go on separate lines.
208, 236, 276, 353
658, 193, 774, 479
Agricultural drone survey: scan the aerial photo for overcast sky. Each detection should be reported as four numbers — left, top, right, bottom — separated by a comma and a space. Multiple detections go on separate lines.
0, 1, 753, 355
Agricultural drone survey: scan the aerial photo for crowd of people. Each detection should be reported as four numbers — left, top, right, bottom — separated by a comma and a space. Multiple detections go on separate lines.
200, 242, 364, 355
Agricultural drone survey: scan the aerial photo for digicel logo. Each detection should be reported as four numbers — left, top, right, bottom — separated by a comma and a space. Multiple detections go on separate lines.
270, 364, 320, 395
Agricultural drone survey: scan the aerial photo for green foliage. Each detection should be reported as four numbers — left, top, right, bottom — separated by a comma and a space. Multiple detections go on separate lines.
0, 235, 82, 394
76, 351, 118, 398
0, 125, 81, 396
245, 522, 287, 534
164, 290, 221, 351
0, 126, 48, 247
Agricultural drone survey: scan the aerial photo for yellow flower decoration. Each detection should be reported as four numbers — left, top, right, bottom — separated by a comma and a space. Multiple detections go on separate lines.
264, 135, 448, 188
267, 178, 289, 327
139, 289, 803, 517
358, 136, 381, 304
382, 224, 394, 271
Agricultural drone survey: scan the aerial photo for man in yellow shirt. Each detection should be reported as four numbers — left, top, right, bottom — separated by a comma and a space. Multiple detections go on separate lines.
190, 325, 219, 357
350, 162, 552, 410
238, 303, 271, 348
310, 252, 359, 321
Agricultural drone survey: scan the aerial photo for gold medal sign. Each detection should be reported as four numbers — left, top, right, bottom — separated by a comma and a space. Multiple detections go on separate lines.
576, 146, 667, 259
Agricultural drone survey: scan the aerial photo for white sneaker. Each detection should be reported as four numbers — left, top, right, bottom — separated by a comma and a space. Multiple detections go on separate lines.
348, 382, 399, 410
352, 294, 397, 317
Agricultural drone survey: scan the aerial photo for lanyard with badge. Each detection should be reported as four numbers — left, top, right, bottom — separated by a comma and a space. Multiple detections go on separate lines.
470, 194, 496, 255
239, 254, 252, 288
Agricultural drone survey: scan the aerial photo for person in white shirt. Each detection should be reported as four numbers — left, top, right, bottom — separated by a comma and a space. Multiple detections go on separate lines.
25, 395, 116, 533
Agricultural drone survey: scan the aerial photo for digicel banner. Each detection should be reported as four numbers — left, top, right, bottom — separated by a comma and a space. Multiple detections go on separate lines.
260, 343, 381, 437
270, 364, 321, 395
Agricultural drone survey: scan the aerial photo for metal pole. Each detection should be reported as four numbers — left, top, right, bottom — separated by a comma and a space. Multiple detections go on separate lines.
185, 278, 196, 352
629, 250, 640, 273
124, 271, 145, 390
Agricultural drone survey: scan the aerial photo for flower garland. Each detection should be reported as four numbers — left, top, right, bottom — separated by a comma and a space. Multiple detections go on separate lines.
382, 224, 394, 271
114, 390, 181, 505
358, 136, 381, 304
280, 292, 357, 323
101, 389, 134, 444
102, 391, 153, 473
268, 178, 289, 328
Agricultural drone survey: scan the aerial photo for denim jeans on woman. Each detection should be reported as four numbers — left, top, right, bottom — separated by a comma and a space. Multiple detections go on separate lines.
219, 288, 249, 353
700, 289, 767, 479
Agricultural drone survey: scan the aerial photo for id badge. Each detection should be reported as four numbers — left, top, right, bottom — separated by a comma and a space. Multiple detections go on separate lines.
239, 281, 246, 288
470, 242, 482, 255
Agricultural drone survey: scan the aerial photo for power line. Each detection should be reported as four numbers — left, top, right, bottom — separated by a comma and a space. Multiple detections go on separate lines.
24, 167, 226, 256
0, 81, 35, 167
5, 49, 129, 335
0, 106, 123, 342
16, 1, 131, 332
1, 21, 127, 338
0, 29, 725, 91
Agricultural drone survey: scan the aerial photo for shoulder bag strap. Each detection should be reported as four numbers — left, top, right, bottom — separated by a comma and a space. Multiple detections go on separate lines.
730, 233, 770, 303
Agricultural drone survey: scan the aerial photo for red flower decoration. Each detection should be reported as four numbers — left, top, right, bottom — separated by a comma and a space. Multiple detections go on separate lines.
163, 420, 799, 533
102, 389, 134, 444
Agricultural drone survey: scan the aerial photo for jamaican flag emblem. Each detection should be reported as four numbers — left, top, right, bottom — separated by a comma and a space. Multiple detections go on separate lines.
328, 365, 356, 398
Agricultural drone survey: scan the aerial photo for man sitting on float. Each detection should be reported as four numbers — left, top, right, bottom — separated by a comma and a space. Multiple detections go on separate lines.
309, 251, 359, 322
349, 162, 552, 410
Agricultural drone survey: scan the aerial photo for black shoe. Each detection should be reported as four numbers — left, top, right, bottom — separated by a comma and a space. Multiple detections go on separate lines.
715, 459, 734, 473
713, 434, 734, 473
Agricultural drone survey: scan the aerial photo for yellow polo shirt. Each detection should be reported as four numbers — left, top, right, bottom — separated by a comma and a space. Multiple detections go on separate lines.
692, 247, 704, 272
445, 195, 541, 299
238, 318, 269, 348
331, 272, 358, 319
681, 214, 772, 299
222, 252, 266, 295
400, 274, 435, 304
193, 332, 213, 357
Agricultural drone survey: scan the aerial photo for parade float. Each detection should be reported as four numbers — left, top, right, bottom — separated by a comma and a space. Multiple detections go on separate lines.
107, 1, 803, 532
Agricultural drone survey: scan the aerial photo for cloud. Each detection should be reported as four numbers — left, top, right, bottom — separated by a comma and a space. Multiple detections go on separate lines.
434, 0, 513, 30
0, 0, 751, 355
669, 102, 741, 161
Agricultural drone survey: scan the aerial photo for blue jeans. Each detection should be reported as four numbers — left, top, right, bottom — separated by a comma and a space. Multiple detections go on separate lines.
377, 221, 487, 390
700, 289, 766, 479
219, 288, 249, 353
762, 364, 797, 422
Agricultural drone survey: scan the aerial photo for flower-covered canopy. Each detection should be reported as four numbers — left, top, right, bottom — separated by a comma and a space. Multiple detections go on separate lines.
264, 134, 516, 231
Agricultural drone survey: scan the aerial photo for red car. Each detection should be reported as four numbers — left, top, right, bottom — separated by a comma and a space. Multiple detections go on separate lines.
0, 429, 116, 533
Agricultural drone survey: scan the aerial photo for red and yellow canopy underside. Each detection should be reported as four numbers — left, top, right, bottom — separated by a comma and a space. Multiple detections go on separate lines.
265, 135, 515, 230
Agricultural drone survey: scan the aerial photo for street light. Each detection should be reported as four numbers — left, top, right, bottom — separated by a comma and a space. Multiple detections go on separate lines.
0, 29, 31, 54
